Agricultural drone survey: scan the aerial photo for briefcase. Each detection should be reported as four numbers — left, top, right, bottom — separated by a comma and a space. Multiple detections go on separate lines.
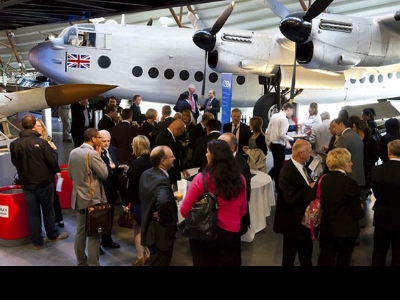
86, 203, 112, 237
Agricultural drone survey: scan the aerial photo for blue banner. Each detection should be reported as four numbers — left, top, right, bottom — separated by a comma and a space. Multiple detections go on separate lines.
221, 73, 233, 130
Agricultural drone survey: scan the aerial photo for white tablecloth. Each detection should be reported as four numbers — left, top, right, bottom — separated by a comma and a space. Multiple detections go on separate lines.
241, 170, 275, 242
178, 168, 275, 242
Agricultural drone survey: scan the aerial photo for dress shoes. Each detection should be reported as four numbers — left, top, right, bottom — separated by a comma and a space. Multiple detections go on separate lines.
101, 241, 120, 249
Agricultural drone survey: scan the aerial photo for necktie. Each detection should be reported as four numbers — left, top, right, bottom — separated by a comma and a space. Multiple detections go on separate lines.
303, 166, 312, 184
232, 124, 238, 136
189, 94, 195, 111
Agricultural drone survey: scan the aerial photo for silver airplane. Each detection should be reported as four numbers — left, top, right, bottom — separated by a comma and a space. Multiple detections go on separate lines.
27, 1, 400, 124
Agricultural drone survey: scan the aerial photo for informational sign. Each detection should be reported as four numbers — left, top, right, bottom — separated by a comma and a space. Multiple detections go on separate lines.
0, 205, 9, 218
221, 73, 233, 130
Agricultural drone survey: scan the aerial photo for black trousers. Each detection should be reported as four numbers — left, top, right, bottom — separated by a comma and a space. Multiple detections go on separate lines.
269, 143, 286, 193
147, 242, 174, 266
372, 227, 400, 266
318, 235, 357, 266
282, 235, 313, 266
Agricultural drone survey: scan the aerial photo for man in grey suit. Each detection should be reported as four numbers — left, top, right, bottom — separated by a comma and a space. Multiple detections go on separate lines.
140, 145, 178, 266
68, 128, 109, 266
332, 116, 367, 228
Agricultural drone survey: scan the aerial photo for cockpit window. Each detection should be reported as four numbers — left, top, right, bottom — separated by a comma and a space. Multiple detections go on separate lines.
62, 25, 96, 47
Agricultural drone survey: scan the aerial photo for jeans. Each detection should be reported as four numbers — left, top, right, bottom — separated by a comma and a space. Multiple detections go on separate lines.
22, 183, 59, 246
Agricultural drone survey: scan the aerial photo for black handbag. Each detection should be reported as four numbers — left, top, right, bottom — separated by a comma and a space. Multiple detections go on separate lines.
182, 172, 218, 241
84, 152, 112, 237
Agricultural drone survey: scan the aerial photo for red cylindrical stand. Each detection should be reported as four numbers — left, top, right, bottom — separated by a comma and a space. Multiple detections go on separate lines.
57, 164, 72, 209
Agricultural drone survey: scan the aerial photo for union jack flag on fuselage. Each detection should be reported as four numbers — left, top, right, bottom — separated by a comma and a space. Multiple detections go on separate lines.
67, 53, 91, 69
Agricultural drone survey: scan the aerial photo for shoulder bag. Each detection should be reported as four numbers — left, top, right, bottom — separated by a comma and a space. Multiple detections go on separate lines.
182, 172, 218, 241
85, 152, 112, 237
118, 203, 137, 229
301, 174, 326, 241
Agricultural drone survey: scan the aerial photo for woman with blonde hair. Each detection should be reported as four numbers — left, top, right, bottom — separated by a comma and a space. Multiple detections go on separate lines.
243, 116, 268, 172
316, 147, 364, 266
32, 118, 65, 228
141, 108, 158, 149
124, 135, 152, 266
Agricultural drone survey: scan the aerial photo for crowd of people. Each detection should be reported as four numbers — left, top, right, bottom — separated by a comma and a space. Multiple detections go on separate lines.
9, 86, 400, 266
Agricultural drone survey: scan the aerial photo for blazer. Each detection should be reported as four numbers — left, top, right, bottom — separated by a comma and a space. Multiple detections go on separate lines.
124, 154, 152, 206
140, 167, 178, 251
223, 122, 252, 157
200, 97, 221, 119
110, 121, 144, 165
97, 115, 115, 134
151, 116, 174, 138
176, 91, 200, 120
335, 128, 365, 186
273, 159, 315, 238
189, 131, 221, 171
130, 104, 146, 125
155, 129, 183, 185
100, 146, 119, 205
318, 171, 364, 238
371, 160, 400, 231
189, 122, 206, 150
68, 143, 109, 211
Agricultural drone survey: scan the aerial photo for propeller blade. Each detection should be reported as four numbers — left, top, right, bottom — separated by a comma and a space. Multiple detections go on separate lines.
210, 1, 235, 35
289, 43, 297, 101
188, 11, 204, 31
264, 0, 291, 19
147, 17, 153, 26
303, 0, 333, 22
202, 51, 207, 98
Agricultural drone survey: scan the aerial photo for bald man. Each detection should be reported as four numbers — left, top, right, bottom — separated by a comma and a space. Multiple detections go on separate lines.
273, 139, 316, 266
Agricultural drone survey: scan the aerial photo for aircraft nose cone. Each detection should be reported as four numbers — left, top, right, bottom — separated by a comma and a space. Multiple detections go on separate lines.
279, 15, 312, 44
193, 29, 216, 52
28, 43, 44, 69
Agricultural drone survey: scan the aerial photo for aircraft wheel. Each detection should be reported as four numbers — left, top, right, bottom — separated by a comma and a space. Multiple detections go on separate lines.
253, 93, 280, 130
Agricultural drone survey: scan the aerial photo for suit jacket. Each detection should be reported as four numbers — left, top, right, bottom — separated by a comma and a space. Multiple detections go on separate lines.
318, 171, 364, 237
189, 122, 206, 150
140, 167, 178, 251
110, 121, 144, 165
70, 102, 93, 147
151, 116, 174, 139
130, 104, 146, 125
273, 159, 315, 238
176, 91, 199, 121
155, 129, 183, 185
124, 154, 152, 206
336, 128, 365, 186
223, 122, 252, 157
100, 146, 119, 206
190, 131, 221, 171
236, 153, 251, 235
68, 143, 109, 211
371, 160, 400, 231
97, 115, 115, 134
201, 97, 221, 119
309, 119, 331, 153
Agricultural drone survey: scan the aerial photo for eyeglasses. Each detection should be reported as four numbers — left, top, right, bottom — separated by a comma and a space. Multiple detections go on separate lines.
163, 155, 175, 159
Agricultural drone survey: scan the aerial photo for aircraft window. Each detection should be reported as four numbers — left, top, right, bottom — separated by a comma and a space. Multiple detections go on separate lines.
378, 75, 384, 83
194, 71, 204, 82
164, 69, 174, 80
148, 67, 159, 79
350, 79, 356, 84
388, 73, 393, 79
64, 27, 77, 45
98, 56, 111, 69
237, 76, 245, 85
369, 75, 375, 83
359, 77, 365, 83
396, 72, 400, 79
209, 72, 218, 83
180, 70, 189, 81
132, 66, 143, 77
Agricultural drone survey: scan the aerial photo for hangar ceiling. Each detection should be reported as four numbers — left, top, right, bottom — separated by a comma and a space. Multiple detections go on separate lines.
0, 0, 399, 79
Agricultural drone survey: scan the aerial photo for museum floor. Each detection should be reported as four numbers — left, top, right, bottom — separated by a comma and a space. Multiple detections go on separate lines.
0, 113, 384, 266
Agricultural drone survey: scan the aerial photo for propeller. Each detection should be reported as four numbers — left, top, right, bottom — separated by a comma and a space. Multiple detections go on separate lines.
191, 2, 235, 97
265, 0, 333, 100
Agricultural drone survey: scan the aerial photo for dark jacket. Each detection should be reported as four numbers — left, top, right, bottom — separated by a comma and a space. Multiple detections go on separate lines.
222, 122, 252, 157
97, 115, 115, 134
140, 167, 178, 251
10, 129, 58, 190
125, 154, 152, 206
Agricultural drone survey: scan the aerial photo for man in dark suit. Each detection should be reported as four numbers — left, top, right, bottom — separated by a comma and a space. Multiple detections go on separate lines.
200, 89, 220, 119
274, 139, 316, 266
189, 112, 214, 151
174, 84, 200, 121
152, 105, 174, 139
71, 99, 93, 148
155, 119, 189, 187
222, 108, 251, 158
97, 104, 117, 133
130, 94, 146, 125
189, 119, 221, 172
219, 132, 251, 235
140, 145, 178, 266
111, 108, 144, 201
98, 130, 120, 252
371, 139, 400, 266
